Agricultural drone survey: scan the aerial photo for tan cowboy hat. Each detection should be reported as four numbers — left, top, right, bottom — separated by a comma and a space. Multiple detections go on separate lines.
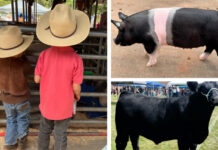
0, 26, 34, 58
36, 3, 90, 46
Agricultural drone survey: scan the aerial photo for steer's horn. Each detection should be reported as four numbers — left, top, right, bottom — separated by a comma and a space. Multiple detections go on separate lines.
118, 12, 128, 20
111, 20, 121, 29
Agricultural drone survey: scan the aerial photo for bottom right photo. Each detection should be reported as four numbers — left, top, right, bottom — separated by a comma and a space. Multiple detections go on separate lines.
111, 81, 218, 150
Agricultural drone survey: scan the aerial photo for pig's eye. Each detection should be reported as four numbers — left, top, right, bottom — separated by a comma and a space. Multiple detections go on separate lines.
119, 27, 125, 32
130, 28, 134, 32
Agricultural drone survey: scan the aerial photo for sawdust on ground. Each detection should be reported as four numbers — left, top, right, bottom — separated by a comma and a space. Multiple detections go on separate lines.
0, 128, 106, 150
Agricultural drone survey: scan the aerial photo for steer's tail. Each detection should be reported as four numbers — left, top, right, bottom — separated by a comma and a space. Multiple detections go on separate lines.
115, 95, 130, 150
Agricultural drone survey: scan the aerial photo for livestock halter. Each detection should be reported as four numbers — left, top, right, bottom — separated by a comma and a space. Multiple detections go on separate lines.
201, 88, 218, 102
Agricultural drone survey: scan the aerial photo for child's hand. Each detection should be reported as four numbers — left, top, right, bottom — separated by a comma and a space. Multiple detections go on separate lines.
34, 75, 41, 83
74, 95, 80, 101
73, 83, 81, 101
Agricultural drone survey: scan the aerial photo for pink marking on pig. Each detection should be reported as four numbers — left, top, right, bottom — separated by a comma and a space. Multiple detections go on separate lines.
147, 50, 159, 66
154, 8, 170, 45
199, 52, 210, 60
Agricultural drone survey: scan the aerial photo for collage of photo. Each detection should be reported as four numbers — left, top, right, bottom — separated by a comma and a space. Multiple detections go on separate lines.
0, 0, 218, 150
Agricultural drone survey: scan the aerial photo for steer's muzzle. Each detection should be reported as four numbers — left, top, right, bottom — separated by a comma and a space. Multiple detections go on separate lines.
212, 96, 218, 105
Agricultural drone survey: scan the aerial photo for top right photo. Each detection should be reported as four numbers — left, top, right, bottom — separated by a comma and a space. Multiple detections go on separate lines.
111, 0, 218, 78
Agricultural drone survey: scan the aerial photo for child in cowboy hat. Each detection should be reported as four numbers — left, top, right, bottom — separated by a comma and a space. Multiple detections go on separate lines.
34, 3, 90, 150
0, 26, 33, 150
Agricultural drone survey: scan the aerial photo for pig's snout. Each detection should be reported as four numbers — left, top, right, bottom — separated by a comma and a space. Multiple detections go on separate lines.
114, 38, 120, 45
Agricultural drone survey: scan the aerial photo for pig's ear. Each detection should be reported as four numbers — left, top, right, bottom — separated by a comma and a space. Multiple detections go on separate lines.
111, 20, 121, 29
118, 12, 128, 20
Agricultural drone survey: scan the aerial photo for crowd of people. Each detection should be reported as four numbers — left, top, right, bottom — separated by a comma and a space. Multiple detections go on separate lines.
111, 85, 191, 98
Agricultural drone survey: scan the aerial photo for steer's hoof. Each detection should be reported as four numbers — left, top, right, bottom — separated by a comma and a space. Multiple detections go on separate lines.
199, 53, 209, 61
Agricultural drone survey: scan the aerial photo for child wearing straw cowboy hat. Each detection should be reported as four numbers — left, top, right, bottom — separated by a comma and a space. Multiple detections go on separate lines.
0, 26, 33, 150
34, 3, 90, 150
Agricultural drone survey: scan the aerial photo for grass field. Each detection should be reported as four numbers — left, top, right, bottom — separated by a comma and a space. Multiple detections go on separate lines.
111, 95, 218, 150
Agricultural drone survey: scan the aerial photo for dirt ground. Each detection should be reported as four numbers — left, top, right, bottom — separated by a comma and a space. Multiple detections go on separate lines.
0, 128, 106, 150
111, 0, 218, 78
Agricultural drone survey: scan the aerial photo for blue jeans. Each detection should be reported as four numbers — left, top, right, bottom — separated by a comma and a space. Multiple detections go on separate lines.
3, 100, 30, 145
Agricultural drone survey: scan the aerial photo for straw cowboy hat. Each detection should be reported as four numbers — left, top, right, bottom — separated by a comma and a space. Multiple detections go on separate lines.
0, 26, 34, 58
36, 3, 90, 46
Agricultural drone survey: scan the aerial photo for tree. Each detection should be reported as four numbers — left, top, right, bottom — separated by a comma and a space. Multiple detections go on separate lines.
0, 0, 11, 7
37, 0, 52, 8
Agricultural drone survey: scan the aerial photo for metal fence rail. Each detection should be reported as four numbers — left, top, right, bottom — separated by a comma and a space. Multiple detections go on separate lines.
0, 25, 107, 37
28, 53, 107, 60
28, 75, 106, 81
29, 91, 107, 97
0, 120, 107, 125
0, 106, 107, 112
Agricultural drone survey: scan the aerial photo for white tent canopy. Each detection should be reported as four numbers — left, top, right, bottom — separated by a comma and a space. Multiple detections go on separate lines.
0, 0, 49, 15
167, 81, 188, 86
133, 81, 146, 85
167, 81, 204, 88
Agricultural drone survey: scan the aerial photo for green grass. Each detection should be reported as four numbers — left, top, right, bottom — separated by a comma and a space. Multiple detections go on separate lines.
111, 96, 218, 150
198, 107, 218, 150
0, 0, 10, 7
111, 94, 119, 103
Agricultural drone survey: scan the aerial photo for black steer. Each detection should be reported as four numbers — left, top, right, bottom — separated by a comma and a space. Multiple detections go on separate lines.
112, 8, 218, 66
115, 82, 218, 150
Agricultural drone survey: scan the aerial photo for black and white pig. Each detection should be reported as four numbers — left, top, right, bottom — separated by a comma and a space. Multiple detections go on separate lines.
112, 8, 218, 66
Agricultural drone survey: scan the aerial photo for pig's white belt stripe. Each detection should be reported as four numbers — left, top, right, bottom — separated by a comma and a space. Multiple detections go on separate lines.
148, 8, 181, 46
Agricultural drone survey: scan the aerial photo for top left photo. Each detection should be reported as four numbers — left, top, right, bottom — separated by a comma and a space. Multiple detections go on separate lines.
0, 0, 107, 150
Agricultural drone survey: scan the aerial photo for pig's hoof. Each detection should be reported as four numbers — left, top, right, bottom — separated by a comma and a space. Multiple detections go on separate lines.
146, 60, 157, 67
144, 51, 148, 56
146, 63, 152, 67
199, 53, 210, 61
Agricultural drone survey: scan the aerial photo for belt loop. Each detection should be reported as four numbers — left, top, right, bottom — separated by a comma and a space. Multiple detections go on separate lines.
0, 90, 10, 95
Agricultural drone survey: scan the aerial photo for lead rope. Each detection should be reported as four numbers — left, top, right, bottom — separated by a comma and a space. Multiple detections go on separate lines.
201, 88, 218, 102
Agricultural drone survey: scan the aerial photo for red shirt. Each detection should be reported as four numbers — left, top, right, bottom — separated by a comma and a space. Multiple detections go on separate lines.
35, 46, 83, 120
